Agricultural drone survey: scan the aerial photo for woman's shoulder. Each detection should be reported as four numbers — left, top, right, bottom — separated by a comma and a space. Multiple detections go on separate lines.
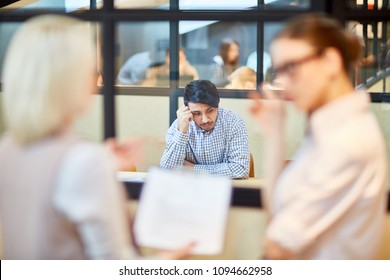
212, 55, 224, 65
63, 140, 110, 166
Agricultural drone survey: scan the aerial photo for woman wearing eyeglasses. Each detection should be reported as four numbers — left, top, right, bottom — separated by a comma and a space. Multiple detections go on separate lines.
250, 14, 387, 259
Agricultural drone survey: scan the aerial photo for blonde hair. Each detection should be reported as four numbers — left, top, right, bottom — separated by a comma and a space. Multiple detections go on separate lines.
228, 66, 256, 89
2, 15, 96, 145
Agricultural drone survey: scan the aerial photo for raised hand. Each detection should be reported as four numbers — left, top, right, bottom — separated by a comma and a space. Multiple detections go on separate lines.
176, 105, 193, 133
105, 137, 143, 171
248, 83, 286, 138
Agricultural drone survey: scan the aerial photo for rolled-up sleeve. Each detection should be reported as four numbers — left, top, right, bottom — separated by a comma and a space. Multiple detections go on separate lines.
160, 120, 189, 170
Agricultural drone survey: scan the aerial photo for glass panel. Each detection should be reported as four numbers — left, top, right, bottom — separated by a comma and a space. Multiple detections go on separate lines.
347, 21, 390, 93
114, 0, 169, 9
263, 22, 285, 83
0, 22, 102, 83
0, 0, 96, 11
0, 20, 103, 141
346, 0, 390, 10
264, 0, 310, 9
179, 0, 309, 10
0, 23, 21, 83
0, 21, 101, 85
115, 22, 170, 87
180, 21, 256, 89
180, 0, 257, 10
0, 22, 99, 82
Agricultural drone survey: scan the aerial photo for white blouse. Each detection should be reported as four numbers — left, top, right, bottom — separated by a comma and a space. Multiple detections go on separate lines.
266, 91, 388, 259
53, 142, 138, 259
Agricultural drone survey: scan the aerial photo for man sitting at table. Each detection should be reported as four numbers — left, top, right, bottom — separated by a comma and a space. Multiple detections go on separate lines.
160, 80, 250, 179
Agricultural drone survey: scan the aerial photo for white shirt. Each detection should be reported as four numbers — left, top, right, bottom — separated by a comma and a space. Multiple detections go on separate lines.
53, 142, 138, 259
266, 91, 388, 259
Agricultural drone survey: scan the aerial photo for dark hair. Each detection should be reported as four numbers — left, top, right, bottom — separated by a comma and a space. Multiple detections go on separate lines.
219, 38, 240, 67
184, 80, 220, 107
274, 13, 362, 73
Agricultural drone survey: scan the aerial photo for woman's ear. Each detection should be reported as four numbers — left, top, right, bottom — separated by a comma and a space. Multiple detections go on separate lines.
323, 47, 344, 77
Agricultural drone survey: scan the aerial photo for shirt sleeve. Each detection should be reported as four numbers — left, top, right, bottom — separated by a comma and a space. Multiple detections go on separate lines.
117, 67, 132, 85
266, 144, 371, 254
53, 143, 138, 259
193, 117, 250, 179
160, 120, 189, 170
209, 62, 229, 87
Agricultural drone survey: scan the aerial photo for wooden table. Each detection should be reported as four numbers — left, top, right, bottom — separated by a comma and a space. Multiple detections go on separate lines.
118, 171, 264, 188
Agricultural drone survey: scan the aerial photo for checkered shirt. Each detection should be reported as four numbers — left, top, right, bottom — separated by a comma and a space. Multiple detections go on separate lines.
160, 107, 250, 179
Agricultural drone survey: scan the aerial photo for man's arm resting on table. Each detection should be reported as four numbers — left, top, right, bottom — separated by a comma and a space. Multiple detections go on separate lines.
160, 123, 188, 169
193, 161, 249, 179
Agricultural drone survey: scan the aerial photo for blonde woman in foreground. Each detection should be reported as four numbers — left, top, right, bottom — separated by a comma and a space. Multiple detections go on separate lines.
250, 14, 388, 259
0, 15, 192, 260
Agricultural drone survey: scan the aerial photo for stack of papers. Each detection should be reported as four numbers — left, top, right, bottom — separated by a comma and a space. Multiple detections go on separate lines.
134, 167, 232, 255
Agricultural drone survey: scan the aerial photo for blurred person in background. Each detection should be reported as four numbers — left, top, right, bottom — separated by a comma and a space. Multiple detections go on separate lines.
116, 51, 152, 85
0, 15, 192, 260
209, 38, 240, 87
246, 51, 272, 81
225, 66, 257, 90
250, 14, 388, 259
142, 48, 199, 87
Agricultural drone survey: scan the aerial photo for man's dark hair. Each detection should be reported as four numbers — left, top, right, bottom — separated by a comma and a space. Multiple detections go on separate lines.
183, 80, 220, 107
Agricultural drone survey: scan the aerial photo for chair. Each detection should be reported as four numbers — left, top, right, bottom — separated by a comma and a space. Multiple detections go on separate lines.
249, 153, 255, 178
121, 163, 137, 172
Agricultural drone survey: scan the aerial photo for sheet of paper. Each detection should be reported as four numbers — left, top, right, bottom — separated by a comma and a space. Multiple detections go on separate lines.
134, 167, 232, 255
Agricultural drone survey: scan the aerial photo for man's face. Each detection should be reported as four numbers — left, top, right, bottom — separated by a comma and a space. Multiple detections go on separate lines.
188, 102, 218, 131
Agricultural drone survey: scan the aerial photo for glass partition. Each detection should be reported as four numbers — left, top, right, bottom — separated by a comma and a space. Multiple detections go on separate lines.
347, 20, 390, 92
180, 21, 257, 89
346, 0, 390, 10
179, 0, 310, 10
115, 21, 170, 87
179, 0, 257, 10
0, 0, 96, 11
0, 23, 21, 83
263, 22, 285, 82
115, 0, 169, 9
264, 0, 310, 9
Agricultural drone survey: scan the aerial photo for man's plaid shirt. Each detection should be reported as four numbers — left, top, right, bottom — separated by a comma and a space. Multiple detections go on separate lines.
160, 107, 250, 179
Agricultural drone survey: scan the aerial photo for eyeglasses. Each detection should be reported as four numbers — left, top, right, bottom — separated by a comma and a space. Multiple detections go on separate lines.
271, 52, 322, 79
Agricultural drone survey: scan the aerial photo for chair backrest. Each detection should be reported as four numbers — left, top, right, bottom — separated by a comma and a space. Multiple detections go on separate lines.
121, 164, 137, 172
249, 153, 255, 178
